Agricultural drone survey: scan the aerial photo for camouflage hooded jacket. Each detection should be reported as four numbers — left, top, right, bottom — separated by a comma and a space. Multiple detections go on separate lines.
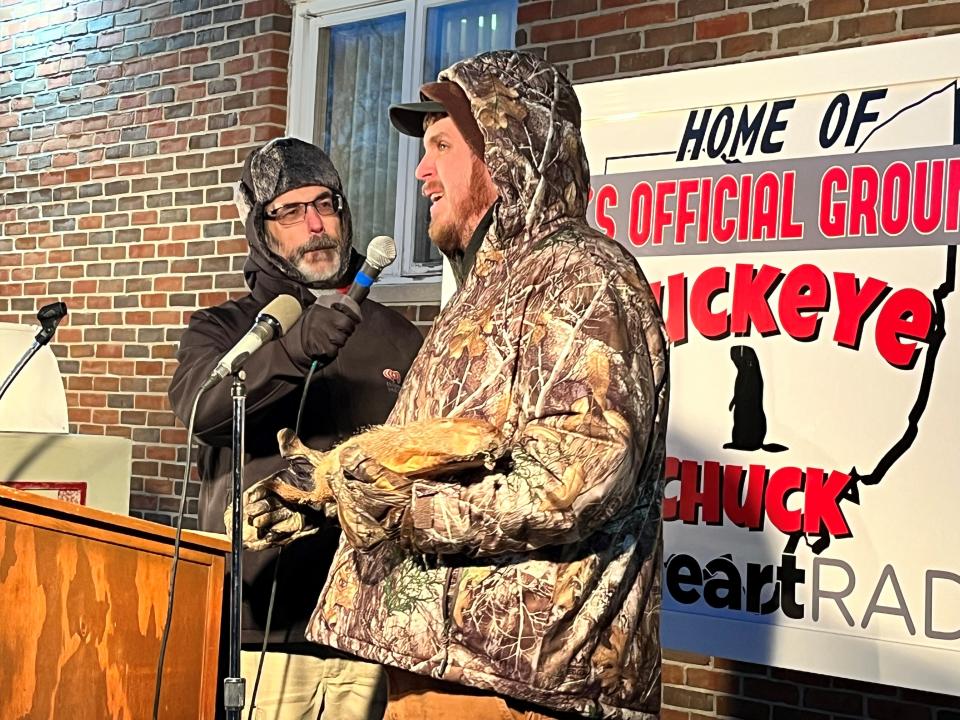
307, 51, 669, 719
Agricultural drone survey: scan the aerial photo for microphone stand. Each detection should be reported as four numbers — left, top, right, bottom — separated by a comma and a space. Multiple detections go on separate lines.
0, 340, 45, 403
224, 370, 247, 720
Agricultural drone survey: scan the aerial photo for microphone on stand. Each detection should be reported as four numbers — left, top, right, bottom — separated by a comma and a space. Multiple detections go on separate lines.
35, 302, 68, 346
200, 294, 302, 393
0, 301, 69, 403
346, 235, 398, 303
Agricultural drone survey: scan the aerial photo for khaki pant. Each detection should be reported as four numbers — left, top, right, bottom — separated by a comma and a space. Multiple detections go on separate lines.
383, 667, 576, 720
240, 650, 387, 720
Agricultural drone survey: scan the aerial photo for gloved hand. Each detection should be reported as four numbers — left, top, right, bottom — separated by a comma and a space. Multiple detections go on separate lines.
235, 471, 330, 551
231, 429, 339, 550
283, 294, 361, 370
328, 445, 414, 551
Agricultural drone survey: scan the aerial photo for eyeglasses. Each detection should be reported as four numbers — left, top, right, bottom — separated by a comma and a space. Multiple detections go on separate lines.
265, 192, 343, 226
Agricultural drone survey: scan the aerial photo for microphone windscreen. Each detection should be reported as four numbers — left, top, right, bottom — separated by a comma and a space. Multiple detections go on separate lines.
366, 235, 397, 271
260, 294, 302, 335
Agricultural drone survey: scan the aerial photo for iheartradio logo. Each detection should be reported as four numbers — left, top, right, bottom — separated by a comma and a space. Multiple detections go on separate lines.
382, 368, 402, 384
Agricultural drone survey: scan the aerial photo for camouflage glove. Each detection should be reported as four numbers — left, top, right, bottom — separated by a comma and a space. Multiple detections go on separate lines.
328, 444, 414, 551
238, 471, 329, 551
234, 429, 339, 551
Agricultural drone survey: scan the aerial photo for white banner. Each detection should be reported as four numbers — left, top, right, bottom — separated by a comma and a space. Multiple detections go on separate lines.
577, 35, 960, 696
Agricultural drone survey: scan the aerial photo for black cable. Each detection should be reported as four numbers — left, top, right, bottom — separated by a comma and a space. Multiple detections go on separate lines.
246, 358, 319, 718
152, 389, 203, 720
295, 360, 319, 437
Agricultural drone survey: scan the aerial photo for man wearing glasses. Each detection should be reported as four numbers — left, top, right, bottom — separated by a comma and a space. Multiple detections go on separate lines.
168, 137, 423, 720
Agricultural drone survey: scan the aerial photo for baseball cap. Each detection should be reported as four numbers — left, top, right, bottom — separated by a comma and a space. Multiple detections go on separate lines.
389, 81, 485, 158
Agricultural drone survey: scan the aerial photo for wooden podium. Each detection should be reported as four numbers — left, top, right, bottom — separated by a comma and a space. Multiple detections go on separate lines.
0, 484, 230, 719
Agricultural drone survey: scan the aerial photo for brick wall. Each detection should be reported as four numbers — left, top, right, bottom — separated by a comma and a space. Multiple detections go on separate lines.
517, 0, 960, 82
0, 0, 293, 527
4, 0, 959, 716
663, 650, 960, 719
518, 1, 960, 717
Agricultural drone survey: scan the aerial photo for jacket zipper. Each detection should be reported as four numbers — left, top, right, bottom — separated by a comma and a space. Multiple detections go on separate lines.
438, 564, 457, 678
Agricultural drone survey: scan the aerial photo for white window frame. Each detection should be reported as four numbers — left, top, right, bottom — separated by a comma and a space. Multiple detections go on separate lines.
288, 0, 489, 282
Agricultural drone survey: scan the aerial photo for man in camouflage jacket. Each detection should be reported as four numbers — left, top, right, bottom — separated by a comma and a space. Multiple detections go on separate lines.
246, 50, 669, 719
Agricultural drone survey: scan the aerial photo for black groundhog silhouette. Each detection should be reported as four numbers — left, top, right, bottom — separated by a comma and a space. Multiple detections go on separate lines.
724, 345, 787, 453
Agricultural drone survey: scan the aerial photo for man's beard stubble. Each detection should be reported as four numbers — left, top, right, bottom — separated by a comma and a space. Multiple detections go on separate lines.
428, 162, 496, 257
288, 232, 351, 285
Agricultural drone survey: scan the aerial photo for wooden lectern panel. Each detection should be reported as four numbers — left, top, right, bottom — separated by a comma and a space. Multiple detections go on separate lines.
0, 485, 229, 719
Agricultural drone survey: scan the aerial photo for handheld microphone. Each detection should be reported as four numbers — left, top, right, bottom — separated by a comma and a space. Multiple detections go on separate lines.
346, 235, 397, 303
200, 294, 302, 392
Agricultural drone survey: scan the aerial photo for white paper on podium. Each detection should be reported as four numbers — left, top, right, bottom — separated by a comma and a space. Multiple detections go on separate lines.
0, 323, 69, 433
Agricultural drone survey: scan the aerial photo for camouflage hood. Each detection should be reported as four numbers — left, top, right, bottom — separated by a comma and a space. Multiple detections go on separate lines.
440, 50, 590, 253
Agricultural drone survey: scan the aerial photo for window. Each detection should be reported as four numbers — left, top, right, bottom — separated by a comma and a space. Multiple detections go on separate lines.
289, 0, 517, 281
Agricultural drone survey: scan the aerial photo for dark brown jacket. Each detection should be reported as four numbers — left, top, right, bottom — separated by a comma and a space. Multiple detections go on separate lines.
168, 253, 422, 646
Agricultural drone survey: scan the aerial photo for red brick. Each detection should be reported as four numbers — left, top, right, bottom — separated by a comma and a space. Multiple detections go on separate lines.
678, 0, 724, 17
219, 128, 253, 146
242, 33, 289, 54
65, 168, 92, 183
552, 0, 597, 17
163, 69, 191, 85
686, 667, 739, 693
578, 11, 625, 36
664, 686, 713, 712
180, 48, 209, 65
225, 56, 255, 76
154, 17, 181, 35
530, 19, 577, 43
159, 138, 189, 153
256, 49, 288, 70
662, 662, 684, 685
596, 31, 643, 54
518, 0, 551, 23
903, 2, 960, 28
246, 0, 289, 15
668, 41, 717, 64
809, 0, 865, 19
722, 31, 773, 57
868, 0, 921, 7
190, 207, 217, 221
777, 20, 834, 48
646, 22, 694, 47
696, 12, 748, 39
118, 162, 145, 177
753, 3, 807, 29
838, 12, 896, 39
625, 3, 677, 26
238, 107, 285, 125
572, 55, 616, 80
